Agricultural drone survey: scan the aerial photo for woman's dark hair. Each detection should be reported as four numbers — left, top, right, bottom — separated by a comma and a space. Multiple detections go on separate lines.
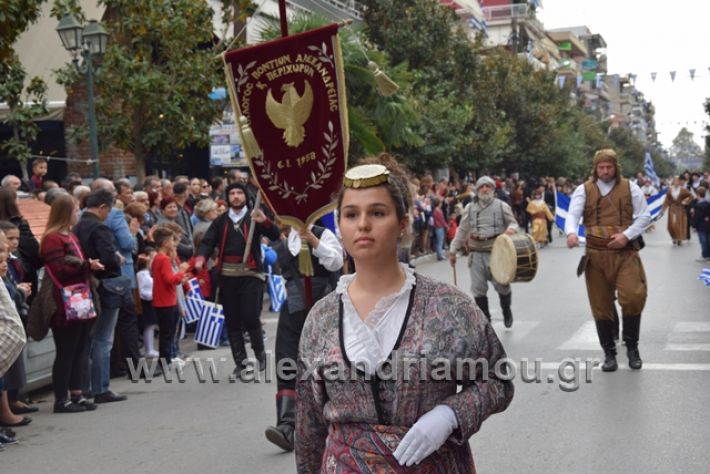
336, 153, 412, 221
0, 187, 21, 220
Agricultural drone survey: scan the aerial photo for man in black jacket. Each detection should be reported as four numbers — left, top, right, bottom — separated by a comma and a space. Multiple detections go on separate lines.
74, 189, 127, 403
195, 182, 279, 377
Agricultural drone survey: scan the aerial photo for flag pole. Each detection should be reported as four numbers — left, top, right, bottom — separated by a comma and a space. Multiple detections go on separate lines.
278, 0, 288, 37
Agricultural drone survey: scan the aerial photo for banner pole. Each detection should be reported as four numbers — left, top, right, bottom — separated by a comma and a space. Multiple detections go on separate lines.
278, 0, 288, 37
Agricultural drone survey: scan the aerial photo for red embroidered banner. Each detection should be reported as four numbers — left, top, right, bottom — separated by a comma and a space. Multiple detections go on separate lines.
223, 24, 348, 229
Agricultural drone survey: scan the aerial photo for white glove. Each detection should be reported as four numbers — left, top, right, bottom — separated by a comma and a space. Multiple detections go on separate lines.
393, 405, 458, 467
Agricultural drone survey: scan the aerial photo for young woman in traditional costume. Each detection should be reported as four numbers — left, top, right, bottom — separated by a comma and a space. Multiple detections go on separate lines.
295, 155, 513, 473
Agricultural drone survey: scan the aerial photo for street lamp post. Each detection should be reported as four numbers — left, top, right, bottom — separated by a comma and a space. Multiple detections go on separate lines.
56, 15, 108, 179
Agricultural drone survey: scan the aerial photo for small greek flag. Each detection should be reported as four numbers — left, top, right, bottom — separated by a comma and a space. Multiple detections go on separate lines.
644, 152, 660, 187
194, 302, 225, 348
266, 265, 286, 313
184, 278, 205, 324
699, 268, 710, 287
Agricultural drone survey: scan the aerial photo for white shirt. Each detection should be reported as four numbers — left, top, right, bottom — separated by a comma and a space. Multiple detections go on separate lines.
228, 207, 247, 224
339, 264, 415, 376
136, 269, 153, 301
286, 227, 344, 272
565, 179, 651, 240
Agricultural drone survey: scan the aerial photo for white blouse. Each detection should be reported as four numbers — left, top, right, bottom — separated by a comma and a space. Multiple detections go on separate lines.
338, 263, 416, 376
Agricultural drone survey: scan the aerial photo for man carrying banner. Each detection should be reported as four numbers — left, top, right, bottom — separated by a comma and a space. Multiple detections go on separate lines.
195, 182, 280, 376
264, 223, 342, 451
449, 176, 518, 327
566, 149, 651, 372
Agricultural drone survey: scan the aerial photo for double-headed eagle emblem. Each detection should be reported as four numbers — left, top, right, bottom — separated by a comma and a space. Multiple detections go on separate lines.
265, 81, 314, 148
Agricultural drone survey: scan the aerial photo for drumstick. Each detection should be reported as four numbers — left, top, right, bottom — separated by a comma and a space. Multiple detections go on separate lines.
452, 261, 458, 286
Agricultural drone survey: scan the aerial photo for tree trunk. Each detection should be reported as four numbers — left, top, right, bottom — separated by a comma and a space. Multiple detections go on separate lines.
132, 115, 146, 184
13, 125, 29, 182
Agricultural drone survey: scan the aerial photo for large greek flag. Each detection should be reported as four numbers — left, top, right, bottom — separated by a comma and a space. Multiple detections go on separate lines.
194, 302, 224, 348
184, 278, 205, 324
266, 265, 286, 313
644, 152, 660, 187
699, 268, 710, 287
555, 191, 585, 242
555, 189, 667, 240
646, 189, 667, 221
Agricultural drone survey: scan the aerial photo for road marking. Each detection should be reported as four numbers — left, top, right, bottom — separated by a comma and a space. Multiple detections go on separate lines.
538, 362, 710, 372
664, 322, 710, 351
557, 321, 599, 350
491, 321, 540, 344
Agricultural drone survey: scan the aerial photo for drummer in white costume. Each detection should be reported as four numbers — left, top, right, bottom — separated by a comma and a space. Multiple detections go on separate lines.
449, 176, 519, 327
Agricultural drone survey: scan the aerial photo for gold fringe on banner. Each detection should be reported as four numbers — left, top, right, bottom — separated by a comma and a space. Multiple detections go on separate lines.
238, 116, 262, 159
298, 238, 314, 277
367, 61, 399, 97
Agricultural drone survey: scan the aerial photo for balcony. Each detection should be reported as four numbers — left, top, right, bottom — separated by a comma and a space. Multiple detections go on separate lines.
482, 3, 544, 31
292, 0, 365, 21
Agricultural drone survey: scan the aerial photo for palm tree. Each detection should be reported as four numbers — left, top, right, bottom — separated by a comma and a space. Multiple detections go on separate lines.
256, 13, 422, 160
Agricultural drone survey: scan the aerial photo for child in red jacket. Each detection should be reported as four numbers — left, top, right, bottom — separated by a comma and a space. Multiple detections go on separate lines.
151, 227, 189, 366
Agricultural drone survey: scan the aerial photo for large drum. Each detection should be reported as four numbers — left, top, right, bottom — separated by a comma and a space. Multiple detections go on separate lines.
490, 233, 538, 285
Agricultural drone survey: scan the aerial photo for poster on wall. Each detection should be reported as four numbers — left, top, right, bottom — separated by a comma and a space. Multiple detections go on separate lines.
209, 104, 247, 167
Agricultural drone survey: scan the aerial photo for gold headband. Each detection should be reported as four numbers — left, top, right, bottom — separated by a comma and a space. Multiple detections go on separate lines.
343, 164, 390, 189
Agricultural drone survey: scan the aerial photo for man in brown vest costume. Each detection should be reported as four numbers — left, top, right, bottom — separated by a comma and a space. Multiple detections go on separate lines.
565, 149, 651, 371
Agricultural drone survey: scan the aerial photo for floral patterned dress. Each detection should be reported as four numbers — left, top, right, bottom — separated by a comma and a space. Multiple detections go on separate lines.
296, 273, 514, 473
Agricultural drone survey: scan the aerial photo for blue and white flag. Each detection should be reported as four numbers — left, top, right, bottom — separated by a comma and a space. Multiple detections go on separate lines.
184, 278, 205, 324
646, 189, 667, 221
556, 189, 668, 238
266, 265, 286, 313
699, 268, 710, 287
194, 302, 225, 348
555, 191, 585, 243
644, 152, 660, 187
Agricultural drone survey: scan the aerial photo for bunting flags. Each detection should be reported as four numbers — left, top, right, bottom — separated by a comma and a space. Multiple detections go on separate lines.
670, 71, 676, 82
690, 69, 696, 80
651, 72, 657, 82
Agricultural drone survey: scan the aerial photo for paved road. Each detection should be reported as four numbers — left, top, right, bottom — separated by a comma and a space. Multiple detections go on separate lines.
3, 218, 710, 473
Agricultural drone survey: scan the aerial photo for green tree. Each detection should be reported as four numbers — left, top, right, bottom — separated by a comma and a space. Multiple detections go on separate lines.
0, 0, 49, 180
54, 0, 254, 182
670, 127, 703, 173
0, 0, 46, 63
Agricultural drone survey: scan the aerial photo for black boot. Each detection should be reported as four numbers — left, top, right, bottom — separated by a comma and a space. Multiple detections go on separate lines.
227, 330, 248, 377
623, 316, 643, 370
474, 296, 491, 321
247, 328, 266, 372
265, 392, 296, 451
595, 319, 618, 372
499, 293, 513, 328
611, 305, 620, 343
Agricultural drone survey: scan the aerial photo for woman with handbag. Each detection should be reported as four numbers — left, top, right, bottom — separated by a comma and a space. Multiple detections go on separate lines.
40, 195, 104, 413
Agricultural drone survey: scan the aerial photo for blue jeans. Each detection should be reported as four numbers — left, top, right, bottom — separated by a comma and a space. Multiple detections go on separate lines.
699, 231, 710, 258
434, 227, 446, 260
88, 305, 120, 395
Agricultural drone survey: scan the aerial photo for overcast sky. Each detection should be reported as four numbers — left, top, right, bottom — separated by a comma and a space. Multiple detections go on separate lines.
538, 0, 710, 150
